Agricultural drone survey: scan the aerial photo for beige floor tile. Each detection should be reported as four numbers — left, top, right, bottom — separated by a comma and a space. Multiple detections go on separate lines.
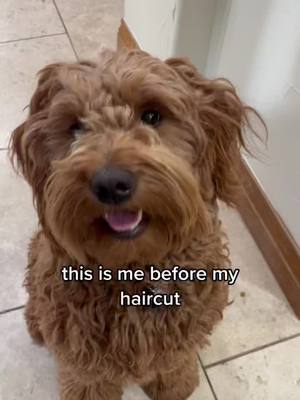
219, 202, 257, 252
0, 309, 214, 400
199, 206, 300, 366
0, 150, 37, 311
0, 35, 76, 148
55, 0, 124, 59
207, 336, 300, 400
123, 385, 151, 400
0, 0, 64, 43
0, 309, 58, 400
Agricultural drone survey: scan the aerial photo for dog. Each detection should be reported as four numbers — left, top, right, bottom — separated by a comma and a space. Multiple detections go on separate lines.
10, 48, 262, 400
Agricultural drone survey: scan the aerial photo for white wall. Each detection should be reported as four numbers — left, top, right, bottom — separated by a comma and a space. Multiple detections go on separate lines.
124, 0, 218, 68
124, 0, 177, 59
171, 0, 218, 71
210, 0, 300, 245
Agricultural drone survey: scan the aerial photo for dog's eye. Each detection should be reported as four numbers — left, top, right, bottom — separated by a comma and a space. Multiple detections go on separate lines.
70, 120, 85, 135
141, 110, 161, 127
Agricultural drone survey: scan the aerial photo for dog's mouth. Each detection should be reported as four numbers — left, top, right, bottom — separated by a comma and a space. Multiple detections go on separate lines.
96, 209, 148, 239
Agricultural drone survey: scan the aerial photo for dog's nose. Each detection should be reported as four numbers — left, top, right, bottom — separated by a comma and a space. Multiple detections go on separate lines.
90, 167, 136, 205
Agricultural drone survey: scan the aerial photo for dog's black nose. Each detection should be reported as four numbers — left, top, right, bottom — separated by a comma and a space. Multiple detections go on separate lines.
91, 167, 136, 205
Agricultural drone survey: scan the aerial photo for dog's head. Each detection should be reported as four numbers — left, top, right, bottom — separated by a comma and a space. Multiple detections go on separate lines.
10, 49, 261, 265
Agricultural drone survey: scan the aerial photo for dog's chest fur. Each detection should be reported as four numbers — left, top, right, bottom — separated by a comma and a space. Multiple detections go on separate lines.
27, 230, 229, 382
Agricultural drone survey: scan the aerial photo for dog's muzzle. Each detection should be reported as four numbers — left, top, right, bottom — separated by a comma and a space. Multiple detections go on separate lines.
91, 166, 148, 239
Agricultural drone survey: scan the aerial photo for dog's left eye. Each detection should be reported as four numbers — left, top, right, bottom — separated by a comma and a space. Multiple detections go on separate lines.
141, 110, 161, 127
70, 121, 85, 135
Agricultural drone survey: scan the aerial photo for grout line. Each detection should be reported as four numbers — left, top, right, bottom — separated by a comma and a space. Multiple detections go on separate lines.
198, 354, 218, 400
205, 332, 300, 369
0, 147, 8, 151
0, 32, 65, 46
0, 305, 25, 316
52, 0, 79, 61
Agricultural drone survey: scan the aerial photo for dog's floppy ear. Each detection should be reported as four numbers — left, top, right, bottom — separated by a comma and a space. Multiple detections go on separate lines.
28, 63, 64, 115
9, 63, 66, 224
166, 57, 264, 206
9, 63, 63, 183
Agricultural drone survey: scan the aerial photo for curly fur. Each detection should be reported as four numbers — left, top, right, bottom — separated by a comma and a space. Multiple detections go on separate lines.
10, 49, 262, 400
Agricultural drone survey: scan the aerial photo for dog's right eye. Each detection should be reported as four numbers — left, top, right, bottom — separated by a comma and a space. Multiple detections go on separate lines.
70, 121, 85, 136
141, 110, 161, 127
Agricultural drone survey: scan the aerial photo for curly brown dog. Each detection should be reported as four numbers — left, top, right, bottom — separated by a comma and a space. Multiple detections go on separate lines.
10, 49, 261, 400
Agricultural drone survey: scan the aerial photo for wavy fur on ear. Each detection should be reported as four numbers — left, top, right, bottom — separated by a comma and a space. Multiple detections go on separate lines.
9, 64, 61, 182
9, 64, 64, 240
166, 57, 266, 205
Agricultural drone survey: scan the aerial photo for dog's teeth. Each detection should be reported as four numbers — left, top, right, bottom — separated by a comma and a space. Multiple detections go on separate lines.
104, 209, 143, 232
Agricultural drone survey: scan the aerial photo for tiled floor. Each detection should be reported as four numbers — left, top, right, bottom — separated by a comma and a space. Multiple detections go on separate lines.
0, 1, 299, 400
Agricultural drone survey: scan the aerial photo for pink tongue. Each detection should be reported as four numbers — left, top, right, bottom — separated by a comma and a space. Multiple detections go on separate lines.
104, 210, 142, 232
